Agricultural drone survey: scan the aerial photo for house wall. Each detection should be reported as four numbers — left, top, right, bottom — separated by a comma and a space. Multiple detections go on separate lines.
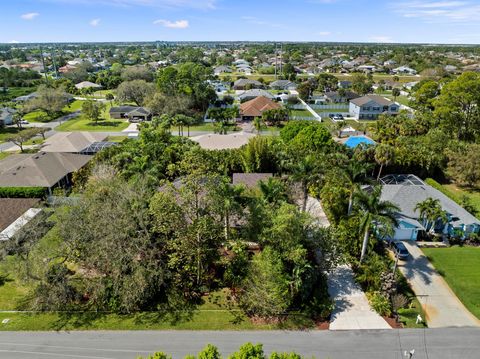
349, 101, 399, 120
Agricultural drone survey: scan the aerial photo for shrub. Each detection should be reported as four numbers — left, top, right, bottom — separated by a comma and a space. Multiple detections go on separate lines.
367, 291, 392, 317
391, 293, 409, 312
0, 187, 46, 198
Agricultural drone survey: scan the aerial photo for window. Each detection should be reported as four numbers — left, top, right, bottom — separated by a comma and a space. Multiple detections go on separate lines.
373, 107, 380, 111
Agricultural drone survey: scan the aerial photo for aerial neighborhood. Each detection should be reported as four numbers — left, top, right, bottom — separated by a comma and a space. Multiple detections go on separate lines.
0, 39, 480, 356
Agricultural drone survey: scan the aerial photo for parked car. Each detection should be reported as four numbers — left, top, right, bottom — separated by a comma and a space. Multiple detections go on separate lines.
19, 120, 29, 125
333, 114, 344, 121
392, 241, 410, 260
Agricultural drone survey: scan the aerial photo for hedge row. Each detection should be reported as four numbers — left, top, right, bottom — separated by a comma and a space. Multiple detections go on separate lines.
0, 187, 46, 198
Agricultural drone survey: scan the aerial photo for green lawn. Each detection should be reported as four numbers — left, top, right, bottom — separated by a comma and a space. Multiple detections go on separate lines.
56, 116, 129, 132
107, 135, 128, 142
0, 152, 10, 160
63, 100, 85, 113
422, 247, 480, 319
290, 109, 314, 118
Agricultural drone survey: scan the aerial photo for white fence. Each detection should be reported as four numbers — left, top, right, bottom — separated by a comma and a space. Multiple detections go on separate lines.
310, 104, 349, 110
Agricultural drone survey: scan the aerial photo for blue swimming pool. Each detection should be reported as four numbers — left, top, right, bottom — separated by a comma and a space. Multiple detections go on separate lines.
344, 136, 376, 148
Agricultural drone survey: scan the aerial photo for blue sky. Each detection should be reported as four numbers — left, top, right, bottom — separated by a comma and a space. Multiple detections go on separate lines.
2, 0, 480, 44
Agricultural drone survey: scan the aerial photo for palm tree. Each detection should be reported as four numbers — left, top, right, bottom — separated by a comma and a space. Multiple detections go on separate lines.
289, 155, 323, 212
374, 144, 395, 181
259, 177, 289, 206
253, 116, 264, 134
414, 198, 448, 234
342, 161, 372, 215
213, 181, 245, 242
353, 186, 399, 262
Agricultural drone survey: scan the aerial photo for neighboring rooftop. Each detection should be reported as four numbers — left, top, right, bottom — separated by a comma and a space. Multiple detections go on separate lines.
380, 174, 480, 228
232, 173, 273, 189
0, 152, 92, 188
75, 81, 102, 90
350, 94, 394, 107
240, 96, 281, 118
191, 132, 255, 150
41, 132, 107, 153
0, 198, 40, 232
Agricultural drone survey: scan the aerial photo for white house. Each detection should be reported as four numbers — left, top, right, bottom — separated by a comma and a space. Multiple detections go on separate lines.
392, 66, 417, 75
349, 95, 399, 120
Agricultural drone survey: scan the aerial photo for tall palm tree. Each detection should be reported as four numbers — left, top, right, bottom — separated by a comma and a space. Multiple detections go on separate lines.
374, 144, 395, 181
212, 180, 245, 242
342, 161, 372, 215
289, 155, 323, 212
353, 186, 399, 262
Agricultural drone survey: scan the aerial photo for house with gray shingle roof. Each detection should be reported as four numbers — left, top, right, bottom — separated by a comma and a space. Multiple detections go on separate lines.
349, 95, 399, 120
379, 174, 480, 240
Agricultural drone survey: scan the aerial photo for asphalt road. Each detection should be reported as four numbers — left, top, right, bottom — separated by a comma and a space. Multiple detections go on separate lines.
0, 328, 478, 359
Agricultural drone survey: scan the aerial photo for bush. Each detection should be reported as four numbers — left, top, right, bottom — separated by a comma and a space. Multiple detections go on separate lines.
366, 291, 392, 317
391, 293, 409, 312
0, 187, 46, 198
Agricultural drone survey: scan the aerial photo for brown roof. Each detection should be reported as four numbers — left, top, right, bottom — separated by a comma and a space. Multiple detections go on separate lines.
0, 198, 40, 231
0, 152, 92, 188
42, 132, 107, 153
350, 95, 394, 107
240, 96, 281, 117
232, 173, 273, 189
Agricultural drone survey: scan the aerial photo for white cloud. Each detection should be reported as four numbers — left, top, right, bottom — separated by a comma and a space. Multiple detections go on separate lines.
153, 19, 189, 28
9, 40, 20, 44
318, 31, 331, 36
392, 1, 480, 22
41, 0, 216, 9
370, 35, 393, 43
90, 18, 101, 26
21, 12, 40, 20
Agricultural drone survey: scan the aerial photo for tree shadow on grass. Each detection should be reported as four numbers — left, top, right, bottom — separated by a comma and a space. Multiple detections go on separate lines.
87, 121, 124, 128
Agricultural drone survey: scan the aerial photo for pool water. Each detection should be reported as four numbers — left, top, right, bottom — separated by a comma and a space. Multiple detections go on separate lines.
344, 136, 376, 148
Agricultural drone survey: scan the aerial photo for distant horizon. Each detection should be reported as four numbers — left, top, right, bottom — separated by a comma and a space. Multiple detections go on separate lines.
2, 40, 480, 47
3, 1, 480, 44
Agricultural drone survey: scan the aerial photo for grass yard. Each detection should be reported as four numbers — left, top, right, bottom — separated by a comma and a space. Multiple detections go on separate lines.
422, 247, 480, 319
56, 116, 129, 132
290, 109, 314, 118
63, 100, 85, 113
0, 127, 30, 143
107, 135, 128, 142
0, 152, 10, 160
425, 179, 480, 215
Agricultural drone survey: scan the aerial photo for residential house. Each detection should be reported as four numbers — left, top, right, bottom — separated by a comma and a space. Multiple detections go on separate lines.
269, 80, 297, 91
109, 106, 152, 122
238, 89, 275, 102
379, 174, 480, 240
232, 173, 273, 189
392, 66, 417, 75
233, 79, 264, 91
214, 65, 232, 75
75, 81, 102, 91
0, 152, 92, 194
349, 95, 399, 120
325, 91, 359, 103
41, 132, 108, 153
0, 108, 15, 126
239, 96, 281, 121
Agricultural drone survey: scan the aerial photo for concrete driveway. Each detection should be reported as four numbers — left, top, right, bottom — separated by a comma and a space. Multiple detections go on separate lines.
398, 241, 480, 328
328, 265, 391, 330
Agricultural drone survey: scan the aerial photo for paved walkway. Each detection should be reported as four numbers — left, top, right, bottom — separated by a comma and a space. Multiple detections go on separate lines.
328, 265, 391, 330
399, 241, 480, 328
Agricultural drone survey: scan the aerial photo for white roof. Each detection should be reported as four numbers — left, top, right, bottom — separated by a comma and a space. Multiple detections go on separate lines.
191, 132, 256, 150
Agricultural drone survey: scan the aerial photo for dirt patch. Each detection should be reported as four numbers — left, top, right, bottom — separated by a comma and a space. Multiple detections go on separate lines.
383, 316, 403, 329
316, 321, 330, 330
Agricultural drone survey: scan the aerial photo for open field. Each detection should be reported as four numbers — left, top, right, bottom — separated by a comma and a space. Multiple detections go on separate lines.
422, 247, 480, 320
